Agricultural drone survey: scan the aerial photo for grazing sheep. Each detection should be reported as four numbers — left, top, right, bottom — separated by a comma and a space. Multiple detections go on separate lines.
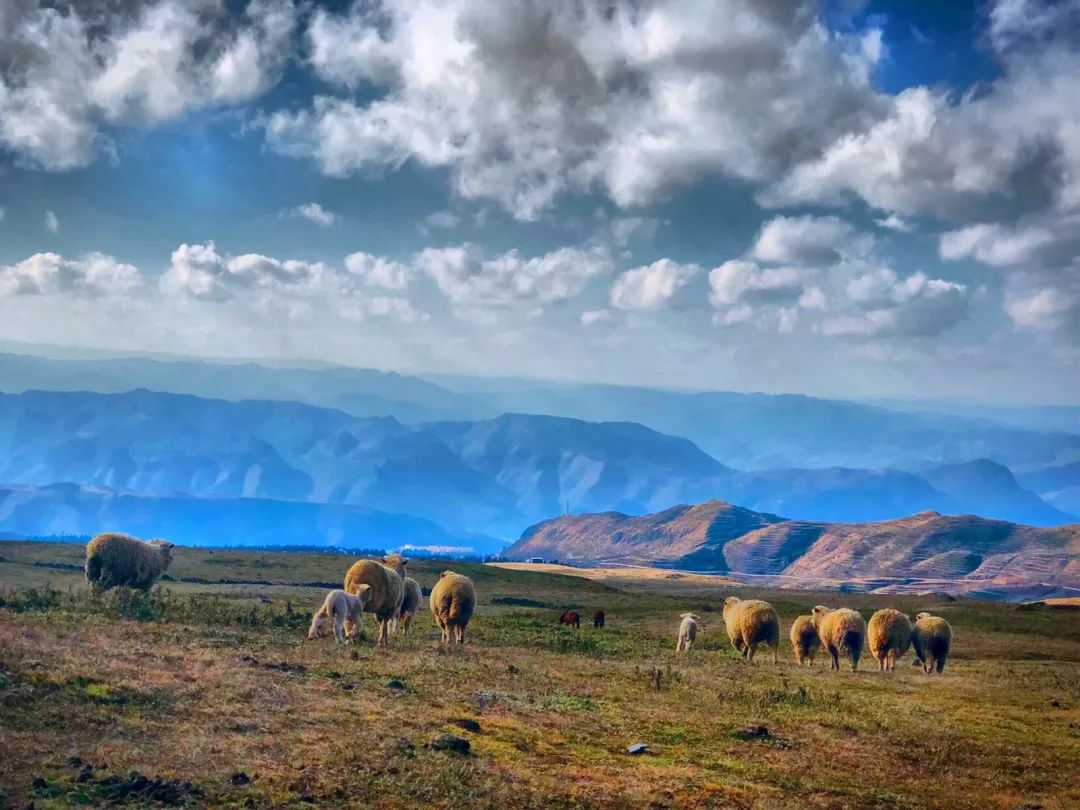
867, 609, 913, 671
676, 613, 700, 655
812, 605, 866, 671
593, 609, 606, 629
911, 612, 953, 674
343, 553, 408, 647
559, 610, 581, 629
308, 587, 372, 644
790, 614, 821, 667
429, 571, 476, 644
395, 576, 423, 635
722, 597, 780, 663
84, 533, 175, 593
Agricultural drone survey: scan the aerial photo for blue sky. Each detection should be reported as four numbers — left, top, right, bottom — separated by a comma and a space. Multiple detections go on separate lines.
1, 0, 1078, 403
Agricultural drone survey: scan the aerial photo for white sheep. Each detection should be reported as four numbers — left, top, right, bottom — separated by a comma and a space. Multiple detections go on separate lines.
676, 612, 700, 655
308, 587, 372, 644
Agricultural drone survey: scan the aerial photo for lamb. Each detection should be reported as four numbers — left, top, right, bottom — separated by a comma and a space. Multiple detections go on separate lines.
559, 610, 581, 629
911, 612, 953, 674
429, 571, 476, 644
867, 608, 912, 671
812, 605, 866, 671
789, 614, 821, 667
308, 587, 372, 644
84, 533, 175, 593
343, 553, 408, 647
722, 597, 780, 663
676, 612, 700, 655
592, 609, 606, 629
395, 576, 423, 635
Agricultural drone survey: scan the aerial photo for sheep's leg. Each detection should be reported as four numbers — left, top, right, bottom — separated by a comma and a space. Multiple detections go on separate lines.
772, 643, 778, 665
455, 623, 465, 644
850, 651, 859, 672
378, 618, 390, 647
334, 615, 346, 644
747, 643, 758, 663
828, 645, 839, 670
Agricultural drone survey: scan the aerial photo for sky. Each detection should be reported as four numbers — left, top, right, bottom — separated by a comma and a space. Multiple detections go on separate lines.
1, 0, 1079, 404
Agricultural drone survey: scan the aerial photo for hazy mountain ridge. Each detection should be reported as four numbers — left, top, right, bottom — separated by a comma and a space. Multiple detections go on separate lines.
4, 352, 1080, 471
0, 482, 496, 551
507, 502, 1080, 598
0, 389, 1074, 543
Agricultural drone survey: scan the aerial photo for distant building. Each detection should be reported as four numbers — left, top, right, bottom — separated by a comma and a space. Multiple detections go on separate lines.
528, 557, 544, 564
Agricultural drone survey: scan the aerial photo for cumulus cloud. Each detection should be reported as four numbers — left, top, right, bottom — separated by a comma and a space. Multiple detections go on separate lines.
0, 252, 141, 296
580, 308, 614, 326
751, 215, 870, 265
417, 244, 612, 310
282, 202, 337, 227
44, 210, 58, 233
344, 251, 411, 290
824, 269, 968, 338
875, 214, 914, 232
610, 259, 699, 311
0, 0, 296, 169
161, 241, 328, 302
266, 0, 882, 219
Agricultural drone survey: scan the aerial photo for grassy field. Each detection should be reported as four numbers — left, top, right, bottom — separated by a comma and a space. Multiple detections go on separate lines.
1, 542, 1078, 809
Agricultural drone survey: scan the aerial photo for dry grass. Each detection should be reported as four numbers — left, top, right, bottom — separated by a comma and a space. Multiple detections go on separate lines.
1, 542, 1078, 809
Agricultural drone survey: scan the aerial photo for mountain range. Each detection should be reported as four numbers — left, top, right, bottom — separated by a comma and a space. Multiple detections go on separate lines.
506, 501, 1080, 600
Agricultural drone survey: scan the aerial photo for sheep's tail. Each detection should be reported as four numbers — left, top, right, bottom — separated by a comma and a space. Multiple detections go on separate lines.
447, 595, 464, 622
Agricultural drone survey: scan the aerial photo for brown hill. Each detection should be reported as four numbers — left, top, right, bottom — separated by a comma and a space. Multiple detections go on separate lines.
506, 504, 1080, 598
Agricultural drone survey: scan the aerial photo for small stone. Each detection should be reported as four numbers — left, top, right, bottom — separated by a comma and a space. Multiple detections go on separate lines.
229, 772, 251, 786
627, 743, 649, 755
427, 734, 470, 755
452, 718, 481, 732
385, 678, 406, 690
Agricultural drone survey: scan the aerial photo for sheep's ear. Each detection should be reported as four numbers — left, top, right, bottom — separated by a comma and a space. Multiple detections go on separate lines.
400, 557, 409, 566
379, 556, 387, 563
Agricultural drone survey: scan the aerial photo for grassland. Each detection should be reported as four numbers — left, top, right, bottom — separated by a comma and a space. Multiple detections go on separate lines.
1, 542, 1078, 809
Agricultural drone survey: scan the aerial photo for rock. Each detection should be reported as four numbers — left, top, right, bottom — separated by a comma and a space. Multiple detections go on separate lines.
452, 718, 481, 732
626, 743, 649, 755
385, 678, 406, 690
229, 772, 251, 786
427, 734, 470, 755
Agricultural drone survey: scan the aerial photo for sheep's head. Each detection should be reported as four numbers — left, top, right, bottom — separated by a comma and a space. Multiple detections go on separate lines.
722, 596, 741, 610
382, 553, 408, 577
915, 612, 932, 622
353, 584, 373, 607
439, 570, 454, 579
308, 610, 331, 640
680, 612, 701, 621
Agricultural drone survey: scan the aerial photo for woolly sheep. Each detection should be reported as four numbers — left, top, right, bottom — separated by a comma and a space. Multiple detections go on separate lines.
343, 553, 408, 647
790, 614, 821, 667
395, 576, 423, 635
722, 597, 780, 663
676, 612, 700, 655
812, 605, 866, 671
85, 533, 175, 593
308, 587, 372, 644
559, 610, 581, 629
429, 571, 476, 644
593, 609, 606, 629
911, 612, 953, 674
867, 609, 913, 671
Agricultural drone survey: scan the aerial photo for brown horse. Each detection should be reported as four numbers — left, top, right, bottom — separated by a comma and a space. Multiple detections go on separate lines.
559, 610, 581, 629
592, 610, 606, 629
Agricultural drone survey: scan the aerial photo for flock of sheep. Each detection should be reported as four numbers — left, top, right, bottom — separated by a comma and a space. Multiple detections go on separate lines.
82, 533, 953, 672
677, 597, 953, 674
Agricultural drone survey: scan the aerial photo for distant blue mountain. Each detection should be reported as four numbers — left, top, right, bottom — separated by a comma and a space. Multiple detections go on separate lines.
0, 388, 1074, 546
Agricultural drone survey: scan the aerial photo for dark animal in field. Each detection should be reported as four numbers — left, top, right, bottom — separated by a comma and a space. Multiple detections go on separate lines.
559, 610, 581, 629
85, 533, 175, 593
593, 609, 606, 629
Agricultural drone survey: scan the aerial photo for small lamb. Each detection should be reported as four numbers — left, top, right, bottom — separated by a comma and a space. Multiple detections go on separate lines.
308, 586, 372, 644
676, 612, 701, 655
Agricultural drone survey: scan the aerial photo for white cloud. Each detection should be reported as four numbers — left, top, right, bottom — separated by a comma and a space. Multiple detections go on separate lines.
751, 215, 871, 265
875, 214, 914, 232
825, 270, 968, 338
610, 259, 699, 311
0, 0, 296, 170
282, 202, 338, 227
939, 222, 1060, 268
161, 241, 329, 302
418, 244, 612, 310
421, 210, 462, 231
0, 252, 141, 297
708, 260, 805, 308
345, 252, 411, 290
580, 308, 614, 326
268, 0, 882, 219
44, 210, 58, 233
